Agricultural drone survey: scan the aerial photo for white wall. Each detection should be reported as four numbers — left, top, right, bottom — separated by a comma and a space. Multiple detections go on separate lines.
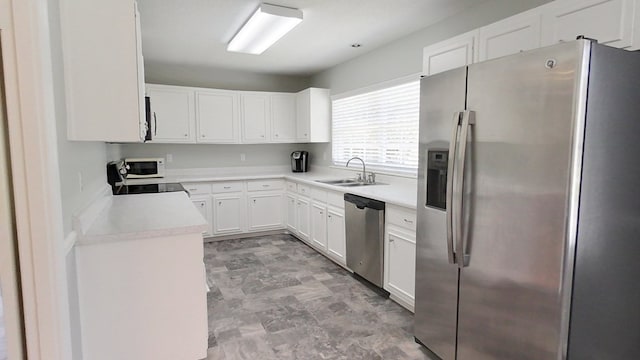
116, 143, 312, 169
308, 0, 552, 167
144, 61, 311, 92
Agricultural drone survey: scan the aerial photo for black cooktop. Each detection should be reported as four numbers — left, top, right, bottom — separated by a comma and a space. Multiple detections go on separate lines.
112, 182, 187, 195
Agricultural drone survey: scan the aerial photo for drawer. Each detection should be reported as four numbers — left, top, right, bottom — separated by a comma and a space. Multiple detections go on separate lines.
327, 191, 344, 208
286, 181, 297, 193
183, 183, 211, 195
247, 179, 285, 191
311, 188, 327, 202
297, 184, 311, 196
386, 204, 417, 231
210, 181, 244, 193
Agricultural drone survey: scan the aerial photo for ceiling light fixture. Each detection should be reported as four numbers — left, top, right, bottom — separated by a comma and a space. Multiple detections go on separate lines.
227, 3, 303, 55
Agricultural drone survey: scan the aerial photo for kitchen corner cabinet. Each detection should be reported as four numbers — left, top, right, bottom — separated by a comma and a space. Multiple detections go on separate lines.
478, 9, 542, 61
296, 88, 331, 142
191, 197, 213, 236
60, 0, 146, 142
146, 84, 196, 143
422, 30, 478, 76
195, 89, 239, 143
270, 93, 298, 142
241, 93, 271, 143
384, 205, 417, 311
541, 0, 635, 48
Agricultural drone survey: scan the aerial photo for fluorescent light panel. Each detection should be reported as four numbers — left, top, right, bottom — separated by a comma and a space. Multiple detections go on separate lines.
227, 3, 303, 55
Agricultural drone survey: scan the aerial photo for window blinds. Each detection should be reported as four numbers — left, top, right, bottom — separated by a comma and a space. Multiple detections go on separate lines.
332, 80, 420, 174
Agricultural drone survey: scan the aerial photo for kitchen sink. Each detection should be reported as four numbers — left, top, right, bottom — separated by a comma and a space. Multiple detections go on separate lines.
315, 179, 386, 187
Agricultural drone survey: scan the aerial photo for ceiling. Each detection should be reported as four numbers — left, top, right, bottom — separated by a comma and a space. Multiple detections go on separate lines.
138, 0, 487, 76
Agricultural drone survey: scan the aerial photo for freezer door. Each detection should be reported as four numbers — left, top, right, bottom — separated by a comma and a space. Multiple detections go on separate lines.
455, 42, 587, 359
414, 67, 466, 360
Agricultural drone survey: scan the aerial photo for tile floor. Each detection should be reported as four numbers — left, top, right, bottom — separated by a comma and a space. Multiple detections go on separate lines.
203, 234, 434, 360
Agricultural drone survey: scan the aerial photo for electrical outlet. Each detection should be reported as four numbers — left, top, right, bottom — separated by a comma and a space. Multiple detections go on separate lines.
78, 172, 84, 192
240, 153, 246, 162
166, 154, 173, 163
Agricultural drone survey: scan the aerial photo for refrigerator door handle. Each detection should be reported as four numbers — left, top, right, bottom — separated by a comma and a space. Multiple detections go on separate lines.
456, 110, 475, 268
446, 111, 462, 265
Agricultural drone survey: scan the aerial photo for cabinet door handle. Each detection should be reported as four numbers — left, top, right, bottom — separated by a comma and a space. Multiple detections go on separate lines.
218, 201, 222, 206
184, 133, 188, 137
260, 134, 265, 138
328, 214, 332, 218
403, 219, 414, 224
188, 188, 197, 192
389, 238, 395, 243
253, 199, 257, 203
153, 112, 157, 136
320, 211, 323, 215
201, 134, 205, 137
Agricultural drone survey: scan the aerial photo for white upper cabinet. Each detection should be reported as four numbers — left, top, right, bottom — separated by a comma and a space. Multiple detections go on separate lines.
146, 85, 195, 143
60, 0, 146, 142
479, 10, 542, 61
541, 0, 635, 48
195, 89, 239, 143
241, 93, 270, 143
270, 94, 297, 142
422, 30, 479, 76
296, 88, 331, 143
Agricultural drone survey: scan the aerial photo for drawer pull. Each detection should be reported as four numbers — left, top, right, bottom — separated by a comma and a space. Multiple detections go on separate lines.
223, 186, 231, 189
262, 184, 270, 187
403, 219, 414, 224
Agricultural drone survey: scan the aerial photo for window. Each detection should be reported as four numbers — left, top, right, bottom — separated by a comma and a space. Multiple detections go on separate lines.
332, 79, 420, 174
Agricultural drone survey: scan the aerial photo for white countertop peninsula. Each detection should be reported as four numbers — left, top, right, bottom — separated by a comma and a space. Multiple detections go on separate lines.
72, 187, 208, 360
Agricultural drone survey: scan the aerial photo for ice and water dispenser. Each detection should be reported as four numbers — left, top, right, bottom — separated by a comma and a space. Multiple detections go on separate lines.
426, 150, 448, 210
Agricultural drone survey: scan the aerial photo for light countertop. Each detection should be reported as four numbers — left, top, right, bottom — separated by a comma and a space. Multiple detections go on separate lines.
125, 166, 418, 209
76, 191, 208, 246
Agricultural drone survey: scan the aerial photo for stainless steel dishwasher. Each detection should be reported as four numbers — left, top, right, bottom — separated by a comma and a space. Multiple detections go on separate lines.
344, 193, 385, 288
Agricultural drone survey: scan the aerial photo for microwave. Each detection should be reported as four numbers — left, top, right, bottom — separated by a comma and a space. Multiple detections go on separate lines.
124, 158, 165, 178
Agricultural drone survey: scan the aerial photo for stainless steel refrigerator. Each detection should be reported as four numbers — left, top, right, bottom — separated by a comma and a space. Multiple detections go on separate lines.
415, 39, 640, 360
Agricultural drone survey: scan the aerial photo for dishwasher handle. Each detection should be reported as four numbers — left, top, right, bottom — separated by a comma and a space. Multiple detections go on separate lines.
344, 193, 385, 210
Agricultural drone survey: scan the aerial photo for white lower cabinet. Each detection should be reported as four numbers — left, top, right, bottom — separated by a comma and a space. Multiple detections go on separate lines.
286, 193, 297, 232
296, 196, 311, 242
326, 206, 346, 265
384, 204, 417, 311
212, 193, 245, 235
247, 192, 284, 231
191, 197, 212, 236
311, 201, 327, 250
384, 225, 416, 309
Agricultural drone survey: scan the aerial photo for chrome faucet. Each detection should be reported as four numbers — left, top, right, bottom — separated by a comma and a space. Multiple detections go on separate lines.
346, 156, 367, 183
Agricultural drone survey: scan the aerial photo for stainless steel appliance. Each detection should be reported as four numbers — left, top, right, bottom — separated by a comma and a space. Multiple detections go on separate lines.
415, 40, 640, 359
344, 194, 385, 288
290, 151, 308, 172
124, 157, 165, 178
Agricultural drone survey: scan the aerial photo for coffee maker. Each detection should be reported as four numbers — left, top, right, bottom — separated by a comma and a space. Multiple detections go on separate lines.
291, 151, 309, 172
